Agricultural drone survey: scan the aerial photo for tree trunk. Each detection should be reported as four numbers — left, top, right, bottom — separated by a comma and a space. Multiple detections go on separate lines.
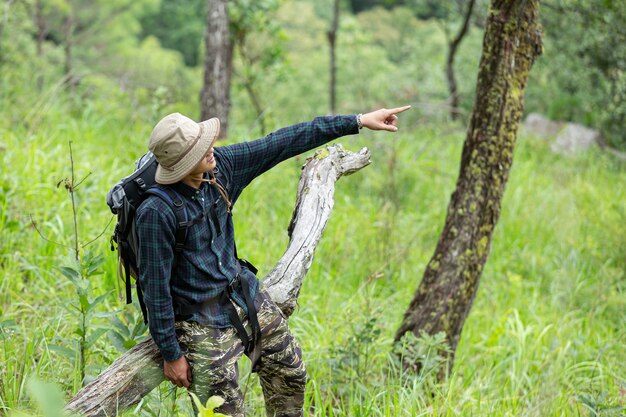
200, 0, 232, 139
65, 145, 371, 417
446, 0, 476, 120
327, 0, 340, 115
395, 0, 543, 378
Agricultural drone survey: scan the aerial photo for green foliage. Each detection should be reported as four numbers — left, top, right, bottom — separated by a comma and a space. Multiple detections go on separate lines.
107, 308, 149, 352
329, 308, 384, 394
140, 0, 206, 66
527, 0, 626, 148
392, 331, 452, 383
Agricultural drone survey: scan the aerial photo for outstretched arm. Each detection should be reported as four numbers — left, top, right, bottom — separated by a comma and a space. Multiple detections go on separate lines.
217, 105, 411, 201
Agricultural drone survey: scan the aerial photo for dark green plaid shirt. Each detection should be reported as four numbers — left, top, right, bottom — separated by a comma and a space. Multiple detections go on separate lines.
136, 115, 359, 361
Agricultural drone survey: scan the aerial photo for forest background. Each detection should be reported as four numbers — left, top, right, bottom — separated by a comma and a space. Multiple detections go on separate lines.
0, 0, 625, 416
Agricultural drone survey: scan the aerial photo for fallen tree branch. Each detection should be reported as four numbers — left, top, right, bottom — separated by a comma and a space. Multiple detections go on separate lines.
65, 144, 371, 417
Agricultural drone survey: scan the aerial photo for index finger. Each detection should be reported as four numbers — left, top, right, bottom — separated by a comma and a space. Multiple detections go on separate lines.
387, 105, 412, 115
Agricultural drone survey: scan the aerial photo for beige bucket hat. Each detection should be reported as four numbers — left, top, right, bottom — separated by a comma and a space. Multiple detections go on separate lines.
148, 113, 220, 184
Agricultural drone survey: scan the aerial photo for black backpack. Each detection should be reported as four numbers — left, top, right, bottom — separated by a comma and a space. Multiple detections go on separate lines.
106, 152, 190, 323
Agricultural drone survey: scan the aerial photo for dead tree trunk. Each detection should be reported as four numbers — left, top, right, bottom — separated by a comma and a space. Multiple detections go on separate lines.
395, 0, 543, 378
327, 0, 340, 115
65, 145, 371, 417
446, 0, 476, 120
200, 0, 232, 139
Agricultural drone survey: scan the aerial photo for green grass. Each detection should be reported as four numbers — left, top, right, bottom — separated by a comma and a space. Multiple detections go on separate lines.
1, 98, 624, 417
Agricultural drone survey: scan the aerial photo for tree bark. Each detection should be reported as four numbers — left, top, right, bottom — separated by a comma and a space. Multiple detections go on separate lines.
395, 0, 543, 378
327, 0, 340, 115
446, 0, 476, 120
65, 145, 371, 417
200, 0, 232, 139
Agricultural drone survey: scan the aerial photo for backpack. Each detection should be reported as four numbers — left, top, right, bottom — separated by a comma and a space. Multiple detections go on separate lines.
106, 152, 190, 324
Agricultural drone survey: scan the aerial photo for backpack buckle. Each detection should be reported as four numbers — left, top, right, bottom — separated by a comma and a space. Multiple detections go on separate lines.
134, 177, 147, 190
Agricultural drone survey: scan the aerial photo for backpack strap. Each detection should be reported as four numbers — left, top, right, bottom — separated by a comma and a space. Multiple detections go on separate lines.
134, 186, 188, 325
145, 186, 189, 253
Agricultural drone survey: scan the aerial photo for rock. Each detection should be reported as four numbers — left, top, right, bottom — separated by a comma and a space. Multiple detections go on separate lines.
522, 113, 564, 139
522, 113, 602, 155
551, 123, 601, 155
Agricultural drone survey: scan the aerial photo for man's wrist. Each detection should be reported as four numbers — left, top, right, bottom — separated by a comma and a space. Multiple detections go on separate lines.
356, 114, 364, 130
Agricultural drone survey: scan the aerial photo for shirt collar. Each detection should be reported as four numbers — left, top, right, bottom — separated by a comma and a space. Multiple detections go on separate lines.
169, 181, 200, 199
170, 169, 218, 199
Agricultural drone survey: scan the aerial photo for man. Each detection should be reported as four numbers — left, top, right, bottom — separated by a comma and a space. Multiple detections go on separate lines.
136, 106, 410, 416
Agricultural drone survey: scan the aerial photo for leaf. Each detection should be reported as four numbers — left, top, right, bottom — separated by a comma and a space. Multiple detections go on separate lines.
111, 317, 131, 338
131, 321, 149, 338
0, 319, 17, 330
123, 339, 137, 350
205, 396, 225, 410
92, 311, 119, 319
27, 379, 67, 417
188, 393, 231, 417
86, 328, 109, 349
83, 251, 106, 276
87, 291, 112, 314
59, 266, 81, 284
48, 343, 76, 362
188, 392, 203, 413
78, 293, 90, 312
107, 331, 127, 353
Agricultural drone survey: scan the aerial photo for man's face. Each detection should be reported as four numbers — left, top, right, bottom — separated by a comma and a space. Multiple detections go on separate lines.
189, 146, 216, 176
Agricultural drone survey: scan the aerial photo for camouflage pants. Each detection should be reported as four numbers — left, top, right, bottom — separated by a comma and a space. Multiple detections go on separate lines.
175, 290, 307, 417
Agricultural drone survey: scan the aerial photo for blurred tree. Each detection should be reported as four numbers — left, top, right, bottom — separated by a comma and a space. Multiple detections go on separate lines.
229, 0, 286, 135
200, 0, 232, 138
395, 0, 542, 379
445, 0, 475, 120
140, 0, 205, 67
328, 0, 340, 115
406, 0, 485, 120
24, 0, 159, 91
310, 0, 354, 114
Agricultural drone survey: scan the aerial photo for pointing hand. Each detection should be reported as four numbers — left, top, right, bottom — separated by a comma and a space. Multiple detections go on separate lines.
360, 105, 412, 132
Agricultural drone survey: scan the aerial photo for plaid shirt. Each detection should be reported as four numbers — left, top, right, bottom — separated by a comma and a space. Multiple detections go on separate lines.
136, 115, 359, 361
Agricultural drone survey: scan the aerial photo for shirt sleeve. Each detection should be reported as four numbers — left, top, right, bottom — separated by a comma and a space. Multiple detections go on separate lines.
217, 114, 359, 200
135, 204, 183, 362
